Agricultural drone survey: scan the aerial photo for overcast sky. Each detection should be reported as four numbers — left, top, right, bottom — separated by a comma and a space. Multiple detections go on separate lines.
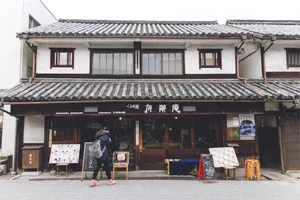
42, 0, 300, 24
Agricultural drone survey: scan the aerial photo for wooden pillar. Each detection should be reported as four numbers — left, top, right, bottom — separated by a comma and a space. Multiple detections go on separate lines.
277, 116, 285, 174
191, 119, 195, 149
135, 120, 140, 171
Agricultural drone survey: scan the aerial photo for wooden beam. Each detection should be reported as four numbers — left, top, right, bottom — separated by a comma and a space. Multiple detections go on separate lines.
277, 116, 285, 174
191, 119, 195, 149
4, 99, 267, 105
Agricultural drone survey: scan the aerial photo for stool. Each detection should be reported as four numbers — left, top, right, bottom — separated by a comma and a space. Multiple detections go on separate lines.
244, 159, 260, 181
244, 159, 256, 178
224, 166, 236, 180
112, 164, 128, 180
56, 163, 69, 177
164, 159, 170, 175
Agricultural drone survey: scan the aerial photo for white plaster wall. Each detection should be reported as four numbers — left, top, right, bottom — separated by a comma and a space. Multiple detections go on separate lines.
36, 44, 90, 74
265, 44, 300, 72
23, 116, 45, 143
239, 43, 263, 78
185, 45, 236, 74
36, 43, 237, 75
1, 106, 17, 171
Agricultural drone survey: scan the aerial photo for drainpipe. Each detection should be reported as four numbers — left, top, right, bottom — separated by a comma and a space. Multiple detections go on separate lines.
262, 37, 276, 84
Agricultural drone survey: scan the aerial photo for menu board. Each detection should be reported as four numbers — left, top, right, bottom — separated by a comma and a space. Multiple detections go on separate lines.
201, 154, 217, 181
209, 147, 239, 168
82, 142, 97, 172
49, 144, 80, 164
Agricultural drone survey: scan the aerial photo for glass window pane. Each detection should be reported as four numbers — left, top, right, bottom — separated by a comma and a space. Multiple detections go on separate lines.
58, 52, 68, 65
127, 53, 133, 74
99, 53, 107, 74
113, 53, 120, 74
155, 54, 162, 74
162, 53, 169, 74
148, 53, 155, 74
142, 54, 149, 74
119, 53, 127, 74
175, 53, 183, 74
201, 53, 205, 66
68, 52, 73, 65
92, 53, 100, 74
106, 54, 113, 74
169, 53, 176, 74
205, 53, 216, 66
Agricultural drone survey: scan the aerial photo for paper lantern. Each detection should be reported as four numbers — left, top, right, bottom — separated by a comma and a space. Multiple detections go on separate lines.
117, 153, 126, 162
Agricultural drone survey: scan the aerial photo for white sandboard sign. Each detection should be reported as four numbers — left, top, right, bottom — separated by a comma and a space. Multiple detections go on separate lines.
209, 147, 239, 168
49, 144, 80, 164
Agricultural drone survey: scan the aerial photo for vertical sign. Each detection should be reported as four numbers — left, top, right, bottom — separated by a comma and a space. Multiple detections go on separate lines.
135, 121, 139, 145
48, 129, 53, 148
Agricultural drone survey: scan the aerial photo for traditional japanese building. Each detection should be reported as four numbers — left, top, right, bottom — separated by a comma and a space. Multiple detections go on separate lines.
1, 19, 299, 172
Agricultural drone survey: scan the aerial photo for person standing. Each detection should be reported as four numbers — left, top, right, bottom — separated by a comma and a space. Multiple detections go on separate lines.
90, 126, 116, 187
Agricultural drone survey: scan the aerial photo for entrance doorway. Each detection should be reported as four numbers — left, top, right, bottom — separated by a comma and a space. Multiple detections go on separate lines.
257, 116, 281, 169
139, 115, 222, 170
282, 116, 300, 170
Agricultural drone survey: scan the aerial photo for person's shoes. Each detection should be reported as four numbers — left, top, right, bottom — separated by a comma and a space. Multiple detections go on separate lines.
108, 179, 116, 185
90, 179, 100, 187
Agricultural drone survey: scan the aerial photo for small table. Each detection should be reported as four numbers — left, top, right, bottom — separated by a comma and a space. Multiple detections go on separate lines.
224, 166, 236, 180
56, 163, 69, 177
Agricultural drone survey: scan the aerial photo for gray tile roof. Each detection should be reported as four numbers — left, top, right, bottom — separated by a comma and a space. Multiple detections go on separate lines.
227, 20, 300, 38
17, 19, 257, 38
1, 79, 299, 102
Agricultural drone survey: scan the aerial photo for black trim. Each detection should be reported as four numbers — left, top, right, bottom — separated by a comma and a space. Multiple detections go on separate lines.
35, 73, 237, 79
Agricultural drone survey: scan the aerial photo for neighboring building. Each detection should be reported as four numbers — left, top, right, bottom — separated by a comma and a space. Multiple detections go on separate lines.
0, 89, 5, 150
228, 20, 300, 171
1, 19, 299, 173
0, 0, 56, 173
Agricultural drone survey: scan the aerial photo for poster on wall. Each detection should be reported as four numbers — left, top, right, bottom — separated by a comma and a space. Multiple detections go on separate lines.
49, 144, 80, 164
226, 115, 240, 141
239, 114, 256, 140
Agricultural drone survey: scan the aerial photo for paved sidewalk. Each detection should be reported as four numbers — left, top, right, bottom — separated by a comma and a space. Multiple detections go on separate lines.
1, 180, 300, 200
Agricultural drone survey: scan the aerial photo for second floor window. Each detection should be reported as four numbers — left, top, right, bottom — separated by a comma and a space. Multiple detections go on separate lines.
50, 48, 75, 68
198, 49, 222, 69
141, 50, 184, 75
286, 49, 300, 68
28, 15, 40, 29
91, 51, 134, 75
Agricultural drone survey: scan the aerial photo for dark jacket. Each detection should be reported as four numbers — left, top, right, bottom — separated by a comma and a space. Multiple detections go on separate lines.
94, 129, 111, 160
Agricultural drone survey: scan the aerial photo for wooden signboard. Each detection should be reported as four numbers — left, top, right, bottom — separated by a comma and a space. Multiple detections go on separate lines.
197, 154, 217, 183
81, 142, 97, 181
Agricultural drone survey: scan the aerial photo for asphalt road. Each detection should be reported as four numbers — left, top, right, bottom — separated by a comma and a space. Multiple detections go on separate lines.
1, 180, 299, 200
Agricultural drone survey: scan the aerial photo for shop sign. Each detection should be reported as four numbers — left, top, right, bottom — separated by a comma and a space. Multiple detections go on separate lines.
127, 104, 140, 109
143, 103, 182, 114
55, 112, 83, 115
